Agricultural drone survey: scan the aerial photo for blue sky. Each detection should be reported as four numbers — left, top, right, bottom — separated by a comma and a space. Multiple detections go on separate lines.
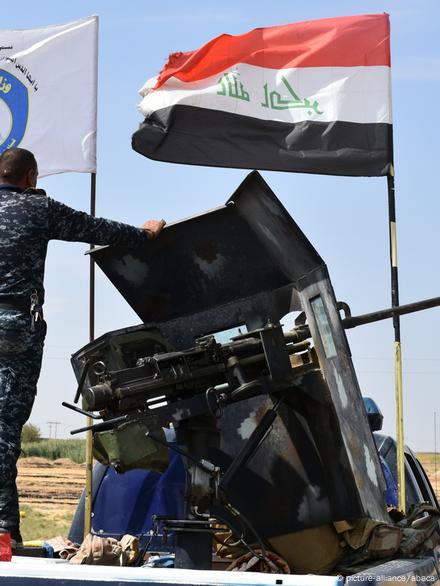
2, 0, 440, 450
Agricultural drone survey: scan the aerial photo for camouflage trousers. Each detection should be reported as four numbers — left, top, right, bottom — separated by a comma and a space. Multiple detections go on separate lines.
0, 309, 46, 537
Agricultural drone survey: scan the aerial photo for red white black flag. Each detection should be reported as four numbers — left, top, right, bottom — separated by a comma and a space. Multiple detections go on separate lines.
132, 14, 392, 177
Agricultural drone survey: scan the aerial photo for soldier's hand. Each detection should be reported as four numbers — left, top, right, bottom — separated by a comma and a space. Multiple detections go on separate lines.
142, 219, 166, 240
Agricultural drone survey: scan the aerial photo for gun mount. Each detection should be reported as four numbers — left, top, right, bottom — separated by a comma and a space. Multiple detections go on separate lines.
67, 171, 392, 569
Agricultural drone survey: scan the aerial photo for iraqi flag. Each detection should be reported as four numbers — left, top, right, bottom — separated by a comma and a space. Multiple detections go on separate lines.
132, 14, 392, 177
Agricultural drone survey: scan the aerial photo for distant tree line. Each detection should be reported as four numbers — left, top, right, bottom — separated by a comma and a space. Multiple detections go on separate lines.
21, 423, 41, 443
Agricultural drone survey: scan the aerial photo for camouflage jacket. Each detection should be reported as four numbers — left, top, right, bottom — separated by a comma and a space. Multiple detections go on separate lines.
0, 184, 151, 304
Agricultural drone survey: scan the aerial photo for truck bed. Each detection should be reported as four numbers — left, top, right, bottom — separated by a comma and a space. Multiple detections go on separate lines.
0, 555, 438, 586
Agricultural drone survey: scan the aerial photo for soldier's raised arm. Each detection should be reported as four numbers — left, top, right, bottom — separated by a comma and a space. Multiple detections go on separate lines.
47, 198, 165, 246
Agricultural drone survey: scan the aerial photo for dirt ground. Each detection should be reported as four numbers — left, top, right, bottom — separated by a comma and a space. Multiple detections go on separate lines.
17, 457, 85, 515
17, 457, 85, 540
15, 453, 440, 541
416, 453, 440, 497
17, 454, 440, 510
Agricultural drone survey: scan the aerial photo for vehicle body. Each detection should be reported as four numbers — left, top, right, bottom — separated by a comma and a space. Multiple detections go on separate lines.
3, 421, 439, 584
65, 427, 440, 545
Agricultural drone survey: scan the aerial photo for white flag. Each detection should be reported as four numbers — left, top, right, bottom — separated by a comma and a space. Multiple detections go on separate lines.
0, 16, 98, 177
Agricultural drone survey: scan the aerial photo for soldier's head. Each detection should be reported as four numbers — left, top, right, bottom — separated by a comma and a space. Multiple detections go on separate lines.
0, 148, 38, 189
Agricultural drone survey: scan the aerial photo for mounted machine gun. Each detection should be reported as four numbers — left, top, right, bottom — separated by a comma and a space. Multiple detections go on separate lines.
64, 172, 440, 570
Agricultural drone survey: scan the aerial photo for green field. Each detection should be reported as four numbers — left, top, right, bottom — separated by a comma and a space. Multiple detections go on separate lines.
20, 505, 73, 542
21, 439, 86, 464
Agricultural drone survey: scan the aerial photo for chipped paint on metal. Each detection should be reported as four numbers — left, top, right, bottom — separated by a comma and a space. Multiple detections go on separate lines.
257, 222, 282, 249
173, 408, 192, 421
333, 367, 348, 408
297, 485, 330, 522
194, 253, 226, 279
364, 444, 379, 487
237, 411, 258, 440
114, 255, 149, 285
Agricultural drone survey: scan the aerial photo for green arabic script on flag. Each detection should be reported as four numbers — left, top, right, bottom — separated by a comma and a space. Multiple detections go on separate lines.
216, 71, 323, 115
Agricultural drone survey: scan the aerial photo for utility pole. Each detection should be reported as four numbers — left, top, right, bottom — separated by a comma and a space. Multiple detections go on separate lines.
47, 421, 61, 439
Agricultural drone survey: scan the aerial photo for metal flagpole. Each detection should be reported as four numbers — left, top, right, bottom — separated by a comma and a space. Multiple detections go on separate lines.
435, 412, 438, 497
387, 165, 406, 512
84, 15, 99, 538
84, 172, 96, 536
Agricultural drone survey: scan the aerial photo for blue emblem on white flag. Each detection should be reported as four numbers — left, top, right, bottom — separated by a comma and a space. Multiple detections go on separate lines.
0, 69, 29, 154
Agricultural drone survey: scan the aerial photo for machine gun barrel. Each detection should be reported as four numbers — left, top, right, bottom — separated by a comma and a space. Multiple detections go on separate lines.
341, 296, 440, 329
79, 294, 440, 419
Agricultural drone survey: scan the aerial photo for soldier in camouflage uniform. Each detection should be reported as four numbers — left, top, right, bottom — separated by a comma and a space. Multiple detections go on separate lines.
0, 148, 165, 545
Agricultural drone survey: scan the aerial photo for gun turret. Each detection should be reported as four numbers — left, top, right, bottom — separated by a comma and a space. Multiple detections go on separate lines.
66, 171, 396, 570
71, 324, 314, 431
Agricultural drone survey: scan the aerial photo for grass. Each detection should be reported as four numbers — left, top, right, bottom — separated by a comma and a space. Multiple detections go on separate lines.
20, 505, 73, 542
21, 439, 86, 464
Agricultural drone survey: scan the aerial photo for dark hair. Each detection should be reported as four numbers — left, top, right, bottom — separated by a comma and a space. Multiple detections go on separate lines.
0, 148, 37, 184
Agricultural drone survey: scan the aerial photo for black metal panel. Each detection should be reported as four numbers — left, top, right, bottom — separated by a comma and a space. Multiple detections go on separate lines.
213, 377, 363, 538
226, 171, 324, 283
90, 172, 321, 337
297, 268, 388, 521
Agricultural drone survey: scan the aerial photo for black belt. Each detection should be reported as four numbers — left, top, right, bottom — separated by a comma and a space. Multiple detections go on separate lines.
0, 296, 31, 313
